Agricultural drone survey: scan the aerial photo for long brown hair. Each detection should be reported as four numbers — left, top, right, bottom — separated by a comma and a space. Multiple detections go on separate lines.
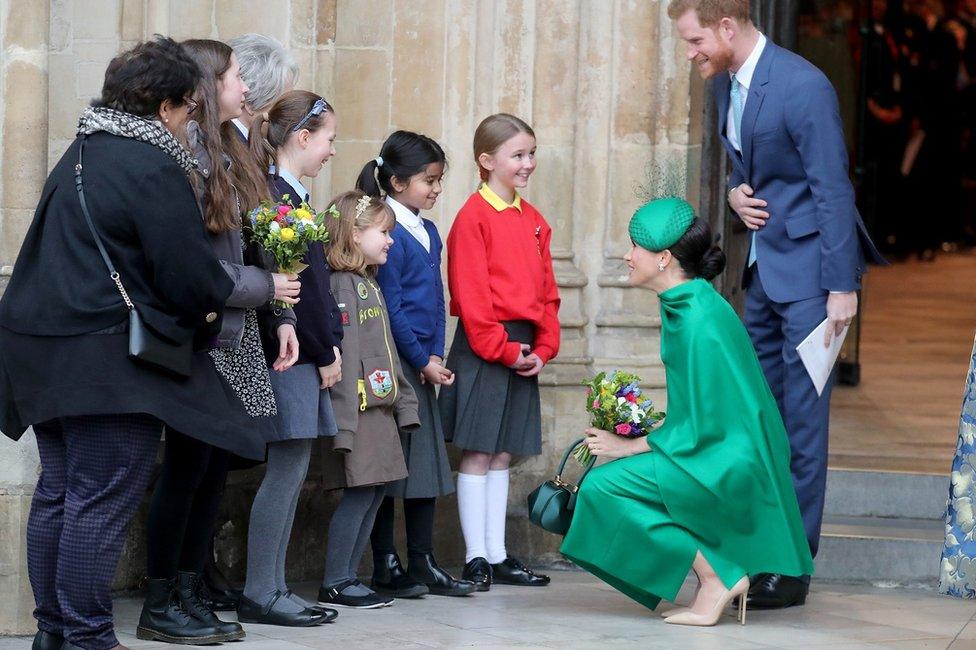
182, 39, 269, 233
472, 113, 535, 182
249, 90, 333, 174
325, 190, 395, 277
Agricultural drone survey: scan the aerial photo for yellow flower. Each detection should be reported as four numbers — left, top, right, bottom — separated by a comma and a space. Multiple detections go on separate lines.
280, 227, 296, 241
293, 208, 313, 222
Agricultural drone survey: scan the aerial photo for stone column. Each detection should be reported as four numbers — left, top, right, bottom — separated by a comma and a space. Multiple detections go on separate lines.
0, 0, 49, 635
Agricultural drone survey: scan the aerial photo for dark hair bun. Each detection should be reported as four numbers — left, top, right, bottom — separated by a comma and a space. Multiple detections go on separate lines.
698, 245, 726, 280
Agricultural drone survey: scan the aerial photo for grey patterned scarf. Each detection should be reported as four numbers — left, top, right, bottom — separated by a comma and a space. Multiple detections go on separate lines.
76, 106, 197, 173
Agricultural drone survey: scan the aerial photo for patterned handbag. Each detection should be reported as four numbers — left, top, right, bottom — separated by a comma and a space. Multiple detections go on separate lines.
526, 438, 596, 535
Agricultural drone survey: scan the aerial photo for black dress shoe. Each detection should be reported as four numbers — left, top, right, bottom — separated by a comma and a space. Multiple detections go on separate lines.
284, 589, 339, 622
745, 573, 809, 609
371, 552, 429, 598
203, 543, 243, 611
318, 580, 393, 609
32, 630, 63, 650
408, 553, 477, 597
237, 591, 329, 626
462, 557, 492, 592
490, 556, 550, 586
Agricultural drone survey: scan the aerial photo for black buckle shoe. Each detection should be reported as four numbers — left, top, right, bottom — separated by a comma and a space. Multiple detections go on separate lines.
461, 557, 492, 592
31, 630, 63, 650
237, 590, 330, 626
371, 552, 429, 598
284, 589, 339, 622
318, 580, 393, 609
408, 553, 476, 597
745, 573, 808, 610
490, 556, 550, 586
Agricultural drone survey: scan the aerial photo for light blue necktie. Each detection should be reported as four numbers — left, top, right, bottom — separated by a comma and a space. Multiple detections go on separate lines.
732, 74, 758, 266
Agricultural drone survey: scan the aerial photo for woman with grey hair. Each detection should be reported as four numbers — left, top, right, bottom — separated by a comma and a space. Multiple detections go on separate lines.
227, 33, 299, 142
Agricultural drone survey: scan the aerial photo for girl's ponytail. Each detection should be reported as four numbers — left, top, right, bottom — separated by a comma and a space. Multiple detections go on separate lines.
356, 159, 382, 198
248, 111, 275, 175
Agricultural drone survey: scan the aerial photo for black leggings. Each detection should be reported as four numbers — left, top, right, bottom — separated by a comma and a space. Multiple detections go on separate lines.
370, 496, 436, 558
145, 429, 231, 578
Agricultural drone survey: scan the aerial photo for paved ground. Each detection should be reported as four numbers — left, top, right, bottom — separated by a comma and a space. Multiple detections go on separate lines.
3, 571, 976, 649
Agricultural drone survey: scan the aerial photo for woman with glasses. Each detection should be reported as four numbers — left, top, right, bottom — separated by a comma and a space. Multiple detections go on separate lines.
136, 39, 303, 645
0, 36, 261, 650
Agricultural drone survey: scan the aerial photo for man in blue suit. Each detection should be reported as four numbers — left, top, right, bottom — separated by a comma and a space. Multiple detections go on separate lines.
669, 0, 885, 609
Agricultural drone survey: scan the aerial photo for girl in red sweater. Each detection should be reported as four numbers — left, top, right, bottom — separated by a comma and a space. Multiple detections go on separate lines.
440, 113, 560, 589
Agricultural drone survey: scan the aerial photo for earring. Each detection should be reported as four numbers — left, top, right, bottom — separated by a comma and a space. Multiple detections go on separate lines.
658, 262, 666, 271
164, 118, 169, 123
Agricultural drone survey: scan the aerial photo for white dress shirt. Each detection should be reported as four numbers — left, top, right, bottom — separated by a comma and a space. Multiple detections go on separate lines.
385, 196, 430, 252
727, 33, 767, 153
231, 118, 249, 140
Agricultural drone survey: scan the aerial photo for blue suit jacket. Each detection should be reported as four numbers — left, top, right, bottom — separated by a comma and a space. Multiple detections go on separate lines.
714, 41, 884, 303
375, 220, 447, 371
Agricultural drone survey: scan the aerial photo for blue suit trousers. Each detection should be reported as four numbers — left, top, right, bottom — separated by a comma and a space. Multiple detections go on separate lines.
744, 266, 832, 560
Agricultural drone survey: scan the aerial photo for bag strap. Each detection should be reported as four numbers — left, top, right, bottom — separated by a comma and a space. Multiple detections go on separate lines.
553, 437, 596, 493
74, 136, 134, 311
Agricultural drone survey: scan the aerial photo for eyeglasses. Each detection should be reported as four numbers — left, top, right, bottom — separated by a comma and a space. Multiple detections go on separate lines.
184, 97, 199, 115
291, 98, 331, 132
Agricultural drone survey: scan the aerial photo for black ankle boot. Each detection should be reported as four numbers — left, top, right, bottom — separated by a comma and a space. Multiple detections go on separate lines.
371, 552, 429, 598
408, 553, 477, 597
176, 571, 245, 641
136, 577, 229, 645
31, 630, 62, 650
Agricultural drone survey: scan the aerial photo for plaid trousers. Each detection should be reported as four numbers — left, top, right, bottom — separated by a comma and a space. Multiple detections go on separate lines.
27, 414, 161, 650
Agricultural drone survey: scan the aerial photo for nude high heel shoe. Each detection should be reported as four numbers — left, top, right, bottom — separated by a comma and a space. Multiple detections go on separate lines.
664, 576, 749, 627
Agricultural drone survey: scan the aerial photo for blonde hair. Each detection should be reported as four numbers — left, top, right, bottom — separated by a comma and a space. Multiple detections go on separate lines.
667, 0, 751, 26
473, 113, 535, 182
325, 190, 396, 276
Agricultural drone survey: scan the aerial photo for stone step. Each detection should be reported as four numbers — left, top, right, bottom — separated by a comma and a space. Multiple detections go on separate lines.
824, 467, 947, 521
815, 515, 943, 586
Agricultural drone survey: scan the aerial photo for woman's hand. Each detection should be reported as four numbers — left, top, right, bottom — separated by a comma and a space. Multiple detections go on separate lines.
318, 347, 342, 389
508, 343, 534, 371
420, 355, 454, 386
272, 324, 299, 372
583, 427, 646, 459
272, 272, 301, 305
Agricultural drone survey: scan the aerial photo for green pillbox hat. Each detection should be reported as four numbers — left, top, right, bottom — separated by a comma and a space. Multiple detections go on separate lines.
628, 197, 696, 251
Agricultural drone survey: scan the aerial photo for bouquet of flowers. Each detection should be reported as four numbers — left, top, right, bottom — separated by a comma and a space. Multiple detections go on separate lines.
246, 195, 338, 308
573, 370, 665, 465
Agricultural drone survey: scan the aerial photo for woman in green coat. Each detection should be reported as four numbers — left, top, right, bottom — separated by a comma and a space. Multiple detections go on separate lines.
561, 198, 814, 627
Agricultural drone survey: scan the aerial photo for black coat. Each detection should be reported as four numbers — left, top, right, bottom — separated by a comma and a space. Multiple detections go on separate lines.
0, 132, 264, 459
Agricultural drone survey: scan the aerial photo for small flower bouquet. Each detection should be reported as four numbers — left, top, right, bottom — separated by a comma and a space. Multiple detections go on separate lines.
573, 370, 665, 465
246, 195, 338, 308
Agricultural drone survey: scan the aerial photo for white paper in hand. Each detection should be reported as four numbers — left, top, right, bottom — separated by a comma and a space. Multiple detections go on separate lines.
796, 318, 849, 397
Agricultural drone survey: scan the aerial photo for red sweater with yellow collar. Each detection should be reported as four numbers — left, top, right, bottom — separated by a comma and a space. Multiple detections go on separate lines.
446, 185, 561, 367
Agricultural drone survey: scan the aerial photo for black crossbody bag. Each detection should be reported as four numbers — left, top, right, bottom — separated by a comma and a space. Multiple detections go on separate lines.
74, 136, 193, 378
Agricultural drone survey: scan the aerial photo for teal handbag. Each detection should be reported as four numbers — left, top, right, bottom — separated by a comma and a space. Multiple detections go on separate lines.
526, 438, 596, 535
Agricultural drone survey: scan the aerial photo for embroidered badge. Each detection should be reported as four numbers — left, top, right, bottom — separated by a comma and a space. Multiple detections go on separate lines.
340, 311, 350, 326
367, 368, 393, 399
535, 226, 542, 257
357, 282, 369, 300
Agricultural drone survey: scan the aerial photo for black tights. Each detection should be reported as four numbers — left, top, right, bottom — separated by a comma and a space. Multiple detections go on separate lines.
370, 496, 436, 558
146, 429, 230, 578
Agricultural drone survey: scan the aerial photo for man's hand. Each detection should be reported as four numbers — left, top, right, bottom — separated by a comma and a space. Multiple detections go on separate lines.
729, 184, 769, 230
825, 292, 857, 347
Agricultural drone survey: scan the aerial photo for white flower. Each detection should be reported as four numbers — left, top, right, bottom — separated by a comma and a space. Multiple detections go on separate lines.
269, 221, 281, 233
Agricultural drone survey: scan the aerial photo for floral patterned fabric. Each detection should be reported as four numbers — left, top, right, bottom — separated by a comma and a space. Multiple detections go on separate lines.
940, 335, 976, 597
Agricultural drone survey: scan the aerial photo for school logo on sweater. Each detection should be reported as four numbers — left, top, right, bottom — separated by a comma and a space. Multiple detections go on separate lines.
357, 282, 369, 300
367, 368, 393, 399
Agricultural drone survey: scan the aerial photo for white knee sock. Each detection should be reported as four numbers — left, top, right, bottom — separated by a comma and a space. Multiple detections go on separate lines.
457, 472, 488, 563
485, 469, 510, 564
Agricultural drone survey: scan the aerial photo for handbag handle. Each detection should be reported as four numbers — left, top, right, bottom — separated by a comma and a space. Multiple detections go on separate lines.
552, 437, 596, 494
74, 136, 135, 311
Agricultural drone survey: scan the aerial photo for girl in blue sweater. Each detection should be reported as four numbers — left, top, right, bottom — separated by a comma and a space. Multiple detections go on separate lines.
357, 131, 476, 598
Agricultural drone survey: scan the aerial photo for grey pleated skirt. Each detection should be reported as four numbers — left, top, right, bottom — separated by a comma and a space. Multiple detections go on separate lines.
384, 355, 455, 499
438, 320, 542, 456
262, 362, 338, 443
